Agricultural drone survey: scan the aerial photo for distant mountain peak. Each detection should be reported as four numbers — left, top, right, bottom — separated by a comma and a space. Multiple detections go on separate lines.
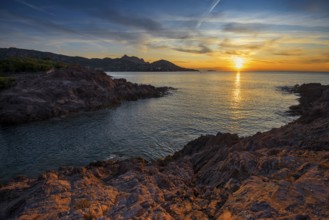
121, 54, 146, 64
0, 47, 197, 72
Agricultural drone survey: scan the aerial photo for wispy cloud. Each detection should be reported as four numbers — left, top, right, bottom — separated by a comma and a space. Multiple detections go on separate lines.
194, 11, 329, 29
218, 38, 280, 56
222, 22, 266, 33
91, 9, 162, 32
1, 0, 329, 71
196, 0, 221, 28
272, 49, 304, 56
302, 56, 329, 64
15, 0, 54, 16
285, 0, 329, 16
174, 44, 212, 54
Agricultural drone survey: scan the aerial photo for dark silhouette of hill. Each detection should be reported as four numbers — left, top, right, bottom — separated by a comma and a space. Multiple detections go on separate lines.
0, 48, 196, 72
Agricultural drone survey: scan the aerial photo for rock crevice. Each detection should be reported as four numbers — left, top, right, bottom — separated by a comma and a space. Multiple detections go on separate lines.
1, 83, 329, 219
0, 66, 172, 125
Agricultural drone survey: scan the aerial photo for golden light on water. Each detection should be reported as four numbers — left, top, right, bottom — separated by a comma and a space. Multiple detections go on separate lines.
229, 71, 242, 131
233, 71, 241, 104
235, 71, 240, 84
234, 57, 244, 70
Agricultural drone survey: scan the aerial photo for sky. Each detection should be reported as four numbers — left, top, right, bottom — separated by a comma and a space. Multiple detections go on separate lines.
0, 0, 329, 72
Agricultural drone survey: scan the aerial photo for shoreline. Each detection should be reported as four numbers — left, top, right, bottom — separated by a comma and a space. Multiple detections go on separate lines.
1, 83, 329, 219
0, 66, 172, 125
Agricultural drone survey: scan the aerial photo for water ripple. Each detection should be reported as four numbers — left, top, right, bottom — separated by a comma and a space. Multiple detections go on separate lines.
1, 71, 329, 182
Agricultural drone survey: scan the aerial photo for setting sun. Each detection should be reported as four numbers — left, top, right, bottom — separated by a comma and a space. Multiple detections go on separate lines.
235, 57, 244, 70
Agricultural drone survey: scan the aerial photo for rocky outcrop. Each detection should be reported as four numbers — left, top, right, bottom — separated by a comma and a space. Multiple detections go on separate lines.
1, 83, 329, 219
0, 66, 171, 125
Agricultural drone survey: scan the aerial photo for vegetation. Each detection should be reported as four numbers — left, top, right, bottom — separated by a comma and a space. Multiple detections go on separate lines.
0, 57, 68, 73
0, 77, 15, 90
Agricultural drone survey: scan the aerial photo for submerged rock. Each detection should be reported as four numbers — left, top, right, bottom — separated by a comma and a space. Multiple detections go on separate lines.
1, 83, 329, 219
0, 66, 172, 125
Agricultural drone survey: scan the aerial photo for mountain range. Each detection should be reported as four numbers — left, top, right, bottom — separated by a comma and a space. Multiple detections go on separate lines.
0, 48, 196, 72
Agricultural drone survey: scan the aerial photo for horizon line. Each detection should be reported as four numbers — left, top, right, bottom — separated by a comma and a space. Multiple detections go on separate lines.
2, 47, 328, 73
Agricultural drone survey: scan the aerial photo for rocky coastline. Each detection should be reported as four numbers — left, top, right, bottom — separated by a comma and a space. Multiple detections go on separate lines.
0, 66, 171, 125
1, 83, 329, 219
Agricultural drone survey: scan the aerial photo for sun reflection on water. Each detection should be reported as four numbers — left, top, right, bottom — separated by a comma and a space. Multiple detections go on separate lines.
229, 71, 242, 132
233, 71, 241, 105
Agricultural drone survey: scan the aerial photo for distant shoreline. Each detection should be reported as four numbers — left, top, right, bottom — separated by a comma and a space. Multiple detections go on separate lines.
0, 47, 197, 72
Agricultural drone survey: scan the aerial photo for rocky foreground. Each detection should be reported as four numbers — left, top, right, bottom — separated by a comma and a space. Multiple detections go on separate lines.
0, 66, 170, 125
1, 83, 329, 219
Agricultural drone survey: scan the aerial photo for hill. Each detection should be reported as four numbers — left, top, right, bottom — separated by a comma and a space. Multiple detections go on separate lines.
0, 48, 196, 72
0, 66, 172, 125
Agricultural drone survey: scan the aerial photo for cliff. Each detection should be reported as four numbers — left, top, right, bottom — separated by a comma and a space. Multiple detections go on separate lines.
0, 48, 197, 72
0, 66, 171, 125
0, 83, 328, 219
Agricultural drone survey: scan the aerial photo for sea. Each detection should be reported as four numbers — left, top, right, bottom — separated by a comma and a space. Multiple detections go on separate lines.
1, 71, 329, 182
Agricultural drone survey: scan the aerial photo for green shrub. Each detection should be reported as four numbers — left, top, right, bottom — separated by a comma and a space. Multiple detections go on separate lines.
0, 57, 68, 73
0, 77, 16, 90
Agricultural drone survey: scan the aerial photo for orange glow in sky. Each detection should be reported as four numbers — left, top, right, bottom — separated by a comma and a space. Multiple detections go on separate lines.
2, 1, 328, 72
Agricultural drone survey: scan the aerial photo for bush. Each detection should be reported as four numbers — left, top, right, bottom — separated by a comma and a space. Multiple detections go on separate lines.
0, 57, 68, 73
0, 77, 16, 90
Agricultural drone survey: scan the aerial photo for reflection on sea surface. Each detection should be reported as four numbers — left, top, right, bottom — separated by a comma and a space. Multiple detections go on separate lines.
230, 71, 242, 130
1, 71, 328, 182
233, 71, 241, 107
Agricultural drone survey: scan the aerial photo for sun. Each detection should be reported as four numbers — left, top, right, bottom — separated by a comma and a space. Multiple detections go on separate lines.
234, 57, 244, 70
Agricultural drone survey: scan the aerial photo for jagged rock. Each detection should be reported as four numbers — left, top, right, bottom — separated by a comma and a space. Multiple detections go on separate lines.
0, 83, 329, 219
0, 66, 172, 125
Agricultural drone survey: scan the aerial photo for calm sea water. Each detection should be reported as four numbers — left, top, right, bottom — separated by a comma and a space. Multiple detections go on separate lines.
1, 71, 329, 182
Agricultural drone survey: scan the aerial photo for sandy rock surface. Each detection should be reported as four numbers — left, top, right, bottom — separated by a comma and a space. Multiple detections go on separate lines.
1, 83, 328, 219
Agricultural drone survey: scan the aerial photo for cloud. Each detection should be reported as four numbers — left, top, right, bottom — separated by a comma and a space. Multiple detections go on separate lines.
1, 0, 328, 72
15, 0, 54, 16
303, 53, 329, 64
197, 0, 221, 28
286, 0, 329, 15
217, 38, 281, 57
202, 11, 329, 29
0, 12, 81, 36
91, 10, 162, 32
146, 41, 212, 54
222, 22, 268, 33
222, 50, 252, 56
174, 44, 212, 54
145, 38, 214, 55
219, 38, 279, 50
0, 10, 150, 46
86, 29, 148, 45
252, 59, 277, 64
152, 30, 191, 40
272, 49, 304, 56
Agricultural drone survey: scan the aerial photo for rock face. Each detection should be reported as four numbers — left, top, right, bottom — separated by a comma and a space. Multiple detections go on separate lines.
0, 48, 197, 72
0, 66, 171, 125
1, 83, 329, 219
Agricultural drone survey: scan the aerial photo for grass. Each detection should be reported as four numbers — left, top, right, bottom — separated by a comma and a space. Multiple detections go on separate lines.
0, 77, 15, 90
0, 57, 68, 73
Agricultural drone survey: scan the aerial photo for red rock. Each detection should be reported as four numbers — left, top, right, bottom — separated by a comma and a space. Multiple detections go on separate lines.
0, 83, 328, 219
